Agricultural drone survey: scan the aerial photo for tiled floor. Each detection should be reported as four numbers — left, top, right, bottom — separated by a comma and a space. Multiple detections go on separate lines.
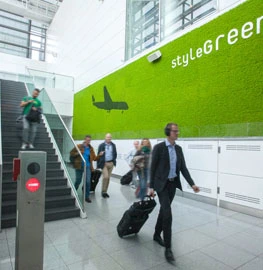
1, 178, 263, 270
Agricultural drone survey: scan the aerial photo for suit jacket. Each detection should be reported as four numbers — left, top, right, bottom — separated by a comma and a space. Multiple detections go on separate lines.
97, 141, 117, 169
150, 141, 195, 193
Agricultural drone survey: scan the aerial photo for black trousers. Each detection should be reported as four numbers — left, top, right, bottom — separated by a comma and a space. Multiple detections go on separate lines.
155, 180, 177, 248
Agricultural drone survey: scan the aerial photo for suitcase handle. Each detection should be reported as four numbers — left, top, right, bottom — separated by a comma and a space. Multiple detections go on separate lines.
143, 195, 155, 201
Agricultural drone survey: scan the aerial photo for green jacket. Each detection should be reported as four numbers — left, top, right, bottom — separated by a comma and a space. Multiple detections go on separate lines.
22, 96, 42, 115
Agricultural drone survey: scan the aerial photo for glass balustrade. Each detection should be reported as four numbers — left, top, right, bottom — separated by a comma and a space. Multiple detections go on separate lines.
34, 86, 86, 213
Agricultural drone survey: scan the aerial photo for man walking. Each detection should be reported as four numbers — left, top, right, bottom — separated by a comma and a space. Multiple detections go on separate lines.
149, 123, 200, 263
70, 135, 103, 203
97, 133, 117, 198
20, 88, 42, 149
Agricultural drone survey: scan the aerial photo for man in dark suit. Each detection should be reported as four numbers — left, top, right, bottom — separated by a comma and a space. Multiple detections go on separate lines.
97, 133, 117, 198
149, 123, 200, 263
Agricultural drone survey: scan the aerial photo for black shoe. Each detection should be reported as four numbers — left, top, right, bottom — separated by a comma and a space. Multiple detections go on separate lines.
105, 193, 110, 198
165, 248, 175, 263
85, 198, 92, 203
153, 234, 165, 247
102, 193, 107, 198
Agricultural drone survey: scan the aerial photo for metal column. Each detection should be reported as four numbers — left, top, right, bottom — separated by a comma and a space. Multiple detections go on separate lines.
15, 151, 46, 270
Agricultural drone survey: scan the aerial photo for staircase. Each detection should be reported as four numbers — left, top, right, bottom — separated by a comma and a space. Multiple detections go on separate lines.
0, 79, 80, 228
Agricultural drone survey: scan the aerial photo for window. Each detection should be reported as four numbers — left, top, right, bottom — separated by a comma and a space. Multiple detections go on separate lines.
125, 0, 160, 60
125, 0, 217, 61
0, 10, 47, 61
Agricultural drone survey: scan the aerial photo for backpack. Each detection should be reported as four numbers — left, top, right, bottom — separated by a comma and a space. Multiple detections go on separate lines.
69, 155, 76, 166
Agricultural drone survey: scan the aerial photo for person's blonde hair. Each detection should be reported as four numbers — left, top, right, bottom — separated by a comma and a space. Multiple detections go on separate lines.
140, 138, 152, 150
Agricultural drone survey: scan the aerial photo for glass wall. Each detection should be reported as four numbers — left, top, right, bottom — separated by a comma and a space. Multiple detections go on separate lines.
125, 0, 217, 60
0, 9, 47, 61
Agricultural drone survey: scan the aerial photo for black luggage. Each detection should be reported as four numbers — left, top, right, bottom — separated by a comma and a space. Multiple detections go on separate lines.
117, 196, 156, 238
90, 169, 102, 192
120, 170, 133, 185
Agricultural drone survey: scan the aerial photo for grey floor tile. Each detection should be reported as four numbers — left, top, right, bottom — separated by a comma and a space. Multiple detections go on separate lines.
195, 220, 243, 240
0, 240, 10, 259
236, 254, 263, 270
46, 227, 91, 246
44, 245, 63, 264
111, 244, 165, 270
174, 214, 212, 228
171, 239, 196, 258
54, 238, 105, 265
5, 228, 16, 240
0, 231, 7, 240
79, 219, 116, 237
172, 228, 217, 250
200, 241, 255, 268
222, 231, 263, 256
67, 254, 123, 270
91, 231, 139, 253
150, 262, 180, 270
44, 219, 78, 232
0, 258, 13, 270
172, 220, 193, 233
242, 225, 263, 239
176, 250, 233, 270
229, 213, 263, 225
44, 257, 69, 270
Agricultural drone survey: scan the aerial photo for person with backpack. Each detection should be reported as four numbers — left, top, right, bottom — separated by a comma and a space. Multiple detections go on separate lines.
70, 135, 104, 203
20, 88, 42, 149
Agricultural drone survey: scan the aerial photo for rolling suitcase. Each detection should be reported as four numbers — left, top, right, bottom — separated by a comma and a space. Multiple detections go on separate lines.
117, 196, 156, 238
90, 169, 101, 192
120, 170, 133, 185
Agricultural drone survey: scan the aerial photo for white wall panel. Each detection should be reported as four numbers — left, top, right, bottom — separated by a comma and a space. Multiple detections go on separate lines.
219, 141, 263, 178
179, 140, 218, 199
183, 141, 218, 171
182, 170, 218, 199
219, 174, 263, 210
218, 140, 263, 210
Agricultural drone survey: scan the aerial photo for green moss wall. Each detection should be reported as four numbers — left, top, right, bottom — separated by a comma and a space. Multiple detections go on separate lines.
73, 0, 263, 139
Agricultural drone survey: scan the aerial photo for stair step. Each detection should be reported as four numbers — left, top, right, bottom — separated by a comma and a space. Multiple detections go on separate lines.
2, 169, 64, 180
2, 148, 55, 155
2, 136, 51, 143
3, 161, 61, 170
2, 185, 72, 201
2, 153, 58, 162
2, 176, 68, 189
1, 206, 80, 229
1, 195, 76, 214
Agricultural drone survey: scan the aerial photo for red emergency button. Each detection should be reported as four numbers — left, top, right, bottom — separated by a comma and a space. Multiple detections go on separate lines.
26, 178, 40, 192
